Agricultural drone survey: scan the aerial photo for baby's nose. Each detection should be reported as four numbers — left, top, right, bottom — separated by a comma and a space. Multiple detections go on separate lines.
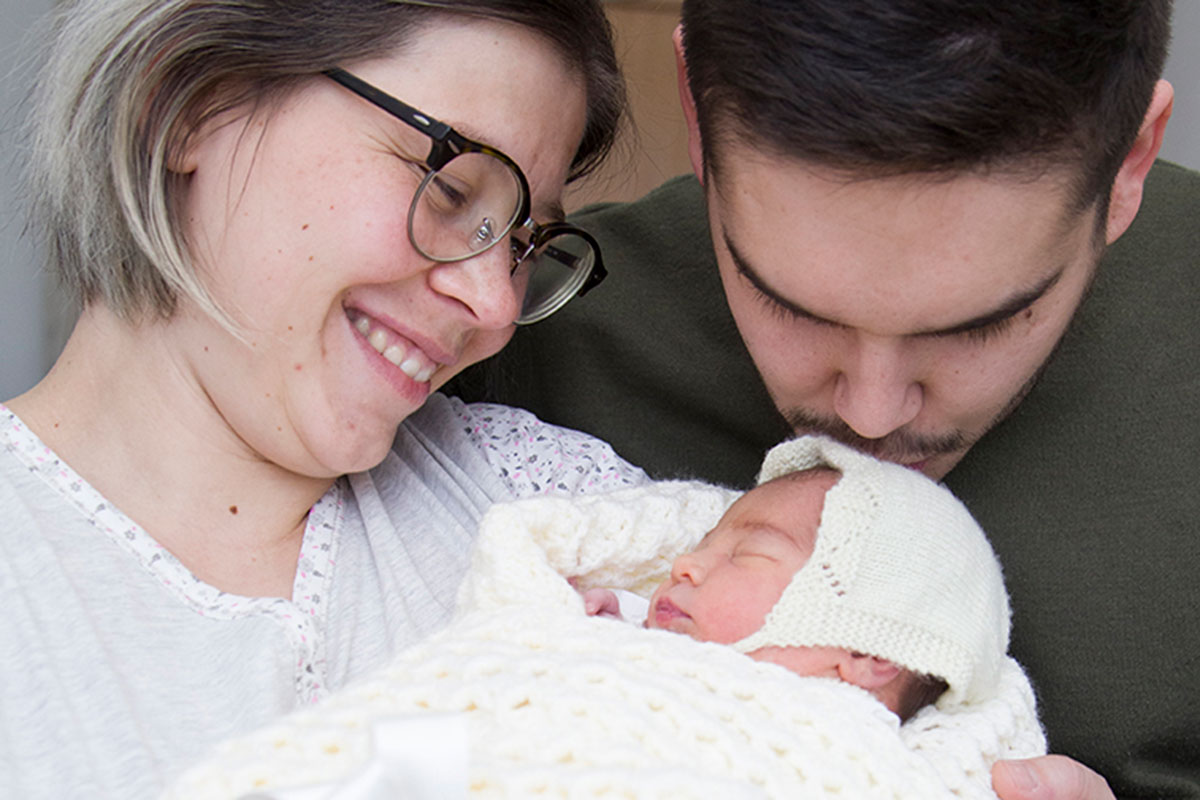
670, 551, 706, 584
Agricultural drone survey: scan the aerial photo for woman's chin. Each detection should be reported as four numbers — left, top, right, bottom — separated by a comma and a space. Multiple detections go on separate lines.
329, 433, 399, 477
278, 413, 403, 479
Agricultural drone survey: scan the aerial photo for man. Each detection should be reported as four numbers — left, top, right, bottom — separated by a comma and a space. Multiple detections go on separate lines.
450, 1, 1198, 798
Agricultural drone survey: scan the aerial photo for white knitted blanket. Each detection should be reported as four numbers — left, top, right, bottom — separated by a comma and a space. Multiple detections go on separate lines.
167, 482, 1045, 799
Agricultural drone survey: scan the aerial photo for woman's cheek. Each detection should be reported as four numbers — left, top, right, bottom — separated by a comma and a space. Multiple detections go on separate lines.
436, 327, 516, 389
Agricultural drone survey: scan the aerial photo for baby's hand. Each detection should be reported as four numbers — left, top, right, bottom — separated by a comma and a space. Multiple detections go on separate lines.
581, 587, 623, 619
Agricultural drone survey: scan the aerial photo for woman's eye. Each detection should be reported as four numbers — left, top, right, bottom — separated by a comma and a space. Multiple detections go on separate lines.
426, 174, 471, 212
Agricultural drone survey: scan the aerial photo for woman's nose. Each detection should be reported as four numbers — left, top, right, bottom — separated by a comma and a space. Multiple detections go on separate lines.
429, 241, 521, 329
832, 335, 924, 440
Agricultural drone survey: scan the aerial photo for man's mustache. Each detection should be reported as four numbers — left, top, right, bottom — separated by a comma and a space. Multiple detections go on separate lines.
780, 407, 968, 462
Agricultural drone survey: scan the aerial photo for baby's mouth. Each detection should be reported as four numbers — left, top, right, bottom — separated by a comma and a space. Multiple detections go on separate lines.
346, 308, 438, 383
652, 597, 689, 628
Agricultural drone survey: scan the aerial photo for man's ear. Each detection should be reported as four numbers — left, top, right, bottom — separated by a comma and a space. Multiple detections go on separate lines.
835, 652, 901, 691
673, 24, 705, 185
1106, 78, 1174, 244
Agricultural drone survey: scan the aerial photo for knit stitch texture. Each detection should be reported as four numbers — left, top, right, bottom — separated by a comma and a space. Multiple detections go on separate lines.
166, 481, 1045, 799
739, 436, 1011, 706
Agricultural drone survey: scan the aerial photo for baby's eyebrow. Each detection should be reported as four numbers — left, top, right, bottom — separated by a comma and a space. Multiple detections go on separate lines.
741, 524, 806, 551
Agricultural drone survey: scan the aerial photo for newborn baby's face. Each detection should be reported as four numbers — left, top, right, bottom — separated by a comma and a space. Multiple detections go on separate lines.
645, 470, 836, 643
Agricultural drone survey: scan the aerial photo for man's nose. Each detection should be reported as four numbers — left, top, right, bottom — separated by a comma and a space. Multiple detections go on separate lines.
428, 241, 521, 329
831, 335, 923, 440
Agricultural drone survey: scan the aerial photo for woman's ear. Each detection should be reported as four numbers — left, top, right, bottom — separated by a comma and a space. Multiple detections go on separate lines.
167, 102, 249, 175
673, 24, 704, 185
167, 137, 200, 175
1106, 78, 1174, 244
835, 652, 901, 691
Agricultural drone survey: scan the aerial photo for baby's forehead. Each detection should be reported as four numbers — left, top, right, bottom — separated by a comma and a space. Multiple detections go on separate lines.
750, 466, 843, 512
707, 466, 842, 545
764, 466, 843, 490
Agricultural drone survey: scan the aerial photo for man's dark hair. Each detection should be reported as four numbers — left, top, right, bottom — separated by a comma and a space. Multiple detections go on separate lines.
680, 0, 1172, 212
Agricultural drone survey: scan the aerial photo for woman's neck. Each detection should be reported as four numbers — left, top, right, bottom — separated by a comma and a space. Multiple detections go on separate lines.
6, 306, 333, 599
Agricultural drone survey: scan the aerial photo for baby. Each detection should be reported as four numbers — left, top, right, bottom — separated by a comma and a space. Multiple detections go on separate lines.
168, 435, 1043, 800
582, 466, 948, 721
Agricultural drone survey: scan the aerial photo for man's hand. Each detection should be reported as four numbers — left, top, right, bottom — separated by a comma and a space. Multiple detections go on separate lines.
993, 756, 1116, 800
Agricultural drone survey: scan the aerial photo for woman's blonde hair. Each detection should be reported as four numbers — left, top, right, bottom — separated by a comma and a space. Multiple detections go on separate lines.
25, 0, 625, 322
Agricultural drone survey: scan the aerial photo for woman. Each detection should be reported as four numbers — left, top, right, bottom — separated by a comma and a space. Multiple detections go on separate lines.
0, 0, 637, 796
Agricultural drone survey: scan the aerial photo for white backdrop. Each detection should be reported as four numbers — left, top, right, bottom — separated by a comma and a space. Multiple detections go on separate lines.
2, 0, 1198, 398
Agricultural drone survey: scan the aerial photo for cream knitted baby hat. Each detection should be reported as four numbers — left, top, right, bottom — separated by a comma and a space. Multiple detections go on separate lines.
732, 435, 1009, 706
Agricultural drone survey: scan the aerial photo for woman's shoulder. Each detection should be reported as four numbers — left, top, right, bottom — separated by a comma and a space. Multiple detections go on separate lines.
0, 405, 81, 523
405, 393, 648, 499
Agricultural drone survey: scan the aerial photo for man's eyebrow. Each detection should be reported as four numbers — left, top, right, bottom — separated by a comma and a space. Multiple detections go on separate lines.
725, 233, 824, 322
921, 269, 1064, 337
724, 229, 1066, 337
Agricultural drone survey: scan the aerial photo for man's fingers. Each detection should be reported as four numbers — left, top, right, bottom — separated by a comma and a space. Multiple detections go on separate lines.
992, 755, 1115, 800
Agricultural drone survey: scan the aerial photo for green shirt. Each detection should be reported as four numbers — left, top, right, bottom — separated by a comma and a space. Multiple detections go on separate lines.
450, 162, 1200, 798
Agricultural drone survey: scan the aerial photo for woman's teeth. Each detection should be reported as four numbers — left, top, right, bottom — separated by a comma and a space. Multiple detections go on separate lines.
353, 315, 437, 382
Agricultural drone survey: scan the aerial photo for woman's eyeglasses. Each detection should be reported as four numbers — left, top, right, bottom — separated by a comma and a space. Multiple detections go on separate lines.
325, 68, 606, 324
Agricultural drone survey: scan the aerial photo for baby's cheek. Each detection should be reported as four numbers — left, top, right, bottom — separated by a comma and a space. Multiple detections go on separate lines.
710, 603, 773, 644
737, 584, 791, 637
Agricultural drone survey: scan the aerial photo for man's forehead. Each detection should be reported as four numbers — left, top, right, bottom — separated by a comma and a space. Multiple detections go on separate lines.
723, 230, 1073, 338
707, 155, 1100, 335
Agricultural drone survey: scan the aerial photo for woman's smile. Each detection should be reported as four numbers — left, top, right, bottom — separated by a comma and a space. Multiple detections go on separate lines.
347, 306, 442, 384
167, 20, 586, 476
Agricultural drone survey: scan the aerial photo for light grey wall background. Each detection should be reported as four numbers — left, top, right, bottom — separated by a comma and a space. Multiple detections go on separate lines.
1, 0, 55, 400
1, 2, 1198, 399
1160, 1, 1200, 172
